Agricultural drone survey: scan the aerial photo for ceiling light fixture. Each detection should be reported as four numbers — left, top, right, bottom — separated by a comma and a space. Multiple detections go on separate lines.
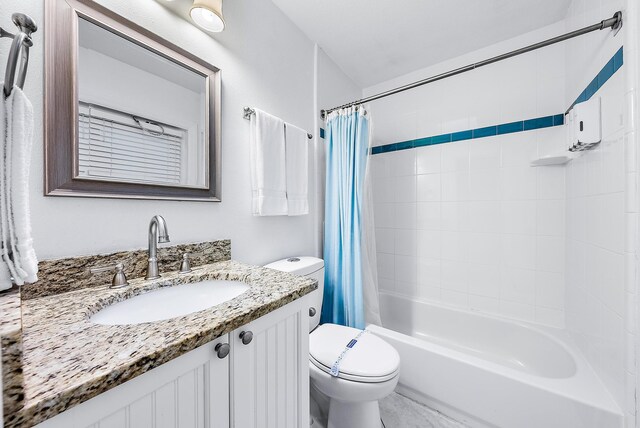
190, 0, 225, 33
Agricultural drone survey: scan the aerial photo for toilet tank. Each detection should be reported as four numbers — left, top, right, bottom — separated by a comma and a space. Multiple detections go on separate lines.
264, 257, 324, 332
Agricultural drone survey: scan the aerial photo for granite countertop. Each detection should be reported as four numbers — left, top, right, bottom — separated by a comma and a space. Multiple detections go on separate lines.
0, 289, 24, 423
0, 290, 21, 338
11, 260, 316, 427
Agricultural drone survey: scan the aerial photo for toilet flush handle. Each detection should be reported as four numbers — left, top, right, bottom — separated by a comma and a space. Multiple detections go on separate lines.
309, 307, 317, 317
239, 330, 253, 345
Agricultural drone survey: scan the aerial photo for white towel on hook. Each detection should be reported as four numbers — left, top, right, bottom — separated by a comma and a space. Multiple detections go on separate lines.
284, 123, 308, 216
0, 84, 38, 290
0, 84, 17, 290
0, 256, 11, 291
249, 108, 288, 216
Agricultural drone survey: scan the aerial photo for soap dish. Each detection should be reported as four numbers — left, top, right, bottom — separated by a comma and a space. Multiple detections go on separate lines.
530, 155, 572, 167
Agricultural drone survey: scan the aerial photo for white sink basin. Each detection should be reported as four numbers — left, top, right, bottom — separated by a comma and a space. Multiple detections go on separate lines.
90, 280, 250, 325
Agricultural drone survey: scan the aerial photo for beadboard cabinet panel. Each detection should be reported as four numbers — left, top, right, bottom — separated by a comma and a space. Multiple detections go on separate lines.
231, 295, 310, 428
36, 336, 229, 428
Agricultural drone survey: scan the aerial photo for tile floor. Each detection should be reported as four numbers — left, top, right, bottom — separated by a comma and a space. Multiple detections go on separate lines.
379, 392, 467, 428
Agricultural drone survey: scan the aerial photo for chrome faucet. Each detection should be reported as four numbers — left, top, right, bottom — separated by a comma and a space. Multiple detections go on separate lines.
146, 215, 170, 280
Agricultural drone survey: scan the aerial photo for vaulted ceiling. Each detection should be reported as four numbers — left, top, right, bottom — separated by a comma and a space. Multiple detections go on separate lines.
271, 0, 572, 87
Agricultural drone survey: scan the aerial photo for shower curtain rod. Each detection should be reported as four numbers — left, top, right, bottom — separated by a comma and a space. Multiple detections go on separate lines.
320, 11, 623, 120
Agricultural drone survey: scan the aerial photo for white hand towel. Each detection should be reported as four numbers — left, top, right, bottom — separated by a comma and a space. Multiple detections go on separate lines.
0, 85, 38, 289
284, 123, 308, 216
250, 109, 288, 216
0, 85, 20, 289
0, 261, 12, 291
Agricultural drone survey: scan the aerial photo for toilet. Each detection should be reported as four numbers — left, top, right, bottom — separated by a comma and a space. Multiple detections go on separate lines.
265, 257, 400, 428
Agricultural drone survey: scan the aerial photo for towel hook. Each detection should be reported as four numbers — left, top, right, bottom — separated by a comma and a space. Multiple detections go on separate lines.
1, 13, 37, 97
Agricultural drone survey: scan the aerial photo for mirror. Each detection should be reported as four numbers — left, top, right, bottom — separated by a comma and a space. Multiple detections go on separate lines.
45, 0, 221, 201
77, 18, 208, 189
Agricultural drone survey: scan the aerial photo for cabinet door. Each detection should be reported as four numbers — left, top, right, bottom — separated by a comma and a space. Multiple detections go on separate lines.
37, 335, 230, 428
230, 296, 310, 428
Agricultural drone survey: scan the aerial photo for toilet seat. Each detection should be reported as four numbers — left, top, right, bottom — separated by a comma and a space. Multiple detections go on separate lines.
309, 355, 399, 383
309, 324, 400, 383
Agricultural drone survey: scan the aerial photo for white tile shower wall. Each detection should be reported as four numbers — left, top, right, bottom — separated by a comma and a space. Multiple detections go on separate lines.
565, 74, 627, 408
632, 3, 640, 424
368, 23, 568, 328
563, 0, 634, 419
371, 130, 567, 328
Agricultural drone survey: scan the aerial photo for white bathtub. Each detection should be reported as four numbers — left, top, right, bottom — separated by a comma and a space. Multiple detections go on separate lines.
369, 292, 623, 428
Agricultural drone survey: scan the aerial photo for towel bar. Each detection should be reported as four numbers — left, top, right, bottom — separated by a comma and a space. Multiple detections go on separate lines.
1, 13, 37, 97
243, 107, 313, 139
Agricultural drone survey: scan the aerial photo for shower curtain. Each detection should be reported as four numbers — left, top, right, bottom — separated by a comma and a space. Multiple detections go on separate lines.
321, 106, 381, 329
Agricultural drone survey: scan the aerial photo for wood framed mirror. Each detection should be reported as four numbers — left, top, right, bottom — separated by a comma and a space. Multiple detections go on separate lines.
44, 0, 221, 201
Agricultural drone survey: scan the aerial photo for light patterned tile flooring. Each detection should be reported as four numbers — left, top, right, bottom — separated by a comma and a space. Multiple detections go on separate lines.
379, 392, 467, 428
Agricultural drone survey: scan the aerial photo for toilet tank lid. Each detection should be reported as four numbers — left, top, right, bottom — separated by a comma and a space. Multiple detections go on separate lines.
264, 256, 324, 276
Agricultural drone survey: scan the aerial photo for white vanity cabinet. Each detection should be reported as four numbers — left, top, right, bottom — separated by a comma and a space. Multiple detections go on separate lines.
230, 297, 310, 428
37, 296, 310, 428
37, 336, 231, 428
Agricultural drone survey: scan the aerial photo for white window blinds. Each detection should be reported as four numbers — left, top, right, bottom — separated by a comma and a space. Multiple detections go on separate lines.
78, 102, 187, 186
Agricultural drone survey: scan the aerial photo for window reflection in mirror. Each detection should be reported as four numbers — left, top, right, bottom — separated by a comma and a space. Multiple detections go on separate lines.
76, 18, 208, 189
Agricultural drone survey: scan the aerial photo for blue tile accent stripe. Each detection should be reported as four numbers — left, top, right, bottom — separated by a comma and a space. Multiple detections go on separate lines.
569, 46, 623, 111
497, 121, 523, 135
371, 114, 563, 155
451, 130, 472, 141
473, 126, 497, 138
414, 136, 433, 147
553, 114, 564, 126
371, 46, 623, 156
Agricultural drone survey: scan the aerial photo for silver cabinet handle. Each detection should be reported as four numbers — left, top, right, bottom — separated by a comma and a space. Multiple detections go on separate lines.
215, 343, 230, 359
239, 330, 253, 345
309, 307, 317, 317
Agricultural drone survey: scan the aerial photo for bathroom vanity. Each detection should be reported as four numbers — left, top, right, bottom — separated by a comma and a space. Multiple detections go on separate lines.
1, 240, 316, 428
36, 293, 310, 428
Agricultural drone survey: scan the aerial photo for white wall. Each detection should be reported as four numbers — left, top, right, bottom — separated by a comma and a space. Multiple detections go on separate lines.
563, 0, 635, 421
367, 23, 568, 328
1, 0, 321, 265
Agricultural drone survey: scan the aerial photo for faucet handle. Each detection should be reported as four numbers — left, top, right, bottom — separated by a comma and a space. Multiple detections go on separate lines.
179, 252, 205, 274
179, 253, 192, 274
90, 263, 129, 289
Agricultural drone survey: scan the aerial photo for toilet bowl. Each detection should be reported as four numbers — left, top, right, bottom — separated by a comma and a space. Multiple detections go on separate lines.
265, 257, 400, 428
309, 323, 399, 428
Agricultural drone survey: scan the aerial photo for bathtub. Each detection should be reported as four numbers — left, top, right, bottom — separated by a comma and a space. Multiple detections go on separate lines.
369, 292, 623, 428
